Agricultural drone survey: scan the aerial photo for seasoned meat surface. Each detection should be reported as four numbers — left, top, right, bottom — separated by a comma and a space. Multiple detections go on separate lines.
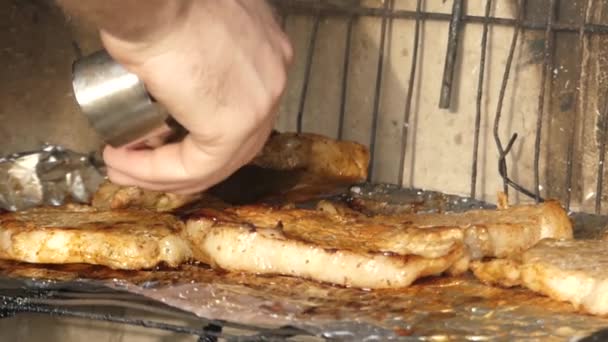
470, 258, 523, 287
201, 204, 464, 259
0, 205, 192, 270
183, 199, 571, 289
194, 200, 573, 260
184, 215, 469, 289
381, 200, 573, 259
91, 131, 370, 210
252, 131, 369, 182
471, 239, 608, 316
92, 180, 201, 212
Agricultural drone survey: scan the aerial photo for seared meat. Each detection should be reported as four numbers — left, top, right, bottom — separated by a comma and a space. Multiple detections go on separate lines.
183, 199, 570, 289
384, 200, 573, 259
471, 239, 608, 316
184, 212, 469, 289
252, 131, 369, 182
203, 204, 464, 259
0, 205, 192, 270
469, 258, 522, 287
200, 200, 572, 260
92, 180, 202, 212
92, 131, 370, 210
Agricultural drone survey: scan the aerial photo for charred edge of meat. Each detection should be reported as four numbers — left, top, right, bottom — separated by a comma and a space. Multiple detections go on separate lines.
193, 214, 466, 263
184, 204, 280, 221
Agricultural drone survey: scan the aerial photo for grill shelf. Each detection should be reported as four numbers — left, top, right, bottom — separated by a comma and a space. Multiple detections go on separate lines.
272, 0, 608, 213
5, 0, 608, 340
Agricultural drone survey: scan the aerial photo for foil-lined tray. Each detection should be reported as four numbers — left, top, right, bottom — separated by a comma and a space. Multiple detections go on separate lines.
0, 145, 104, 211
4, 260, 608, 341
1, 147, 608, 340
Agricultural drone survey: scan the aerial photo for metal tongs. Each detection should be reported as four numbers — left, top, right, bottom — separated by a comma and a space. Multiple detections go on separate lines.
71, 49, 186, 149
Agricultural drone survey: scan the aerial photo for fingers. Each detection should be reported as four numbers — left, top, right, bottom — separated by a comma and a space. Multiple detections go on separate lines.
104, 118, 275, 193
107, 167, 212, 194
106, 167, 190, 191
98, 0, 290, 195
103, 138, 195, 184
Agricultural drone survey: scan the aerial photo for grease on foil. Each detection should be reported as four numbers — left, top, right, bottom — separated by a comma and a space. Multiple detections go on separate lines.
1, 163, 608, 340
0, 145, 105, 211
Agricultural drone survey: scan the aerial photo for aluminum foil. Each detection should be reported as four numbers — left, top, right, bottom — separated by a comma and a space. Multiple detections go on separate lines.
0, 145, 105, 211
1, 184, 608, 340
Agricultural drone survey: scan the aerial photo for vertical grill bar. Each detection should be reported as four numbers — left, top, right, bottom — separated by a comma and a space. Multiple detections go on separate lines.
534, 0, 557, 202
493, 0, 522, 197
470, 0, 492, 199
596, 92, 608, 214
296, 15, 320, 133
397, 0, 422, 187
368, 0, 391, 181
338, 16, 355, 140
439, 0, 463, 109
565, 0, 593, 211
492, 0, 539, 201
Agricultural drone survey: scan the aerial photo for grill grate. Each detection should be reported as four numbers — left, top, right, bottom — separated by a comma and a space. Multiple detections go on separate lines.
7, 0, 608, 340
272, 0, 608, 214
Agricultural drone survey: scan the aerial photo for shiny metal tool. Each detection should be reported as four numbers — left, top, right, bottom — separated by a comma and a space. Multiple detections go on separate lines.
71, 49, 185, 148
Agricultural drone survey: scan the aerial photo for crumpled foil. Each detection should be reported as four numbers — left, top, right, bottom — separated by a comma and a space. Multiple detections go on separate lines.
0, 145, 105, 211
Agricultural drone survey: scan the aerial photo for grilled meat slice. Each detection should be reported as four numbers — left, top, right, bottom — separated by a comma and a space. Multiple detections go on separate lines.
251, 131, 369, 182
211, 132, 369, 203
469, 258, 522, 287
184, 213, 469, 289
196, 205, 465, 259
202, 199, 572, 261
91, 131, 370, 210
381, 200, 573, 259
92, 180, 203, 212
0, 205, 192, 270
471, 239, 608, 316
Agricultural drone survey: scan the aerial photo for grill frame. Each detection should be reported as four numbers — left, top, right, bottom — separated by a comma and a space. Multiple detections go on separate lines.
272, 0, 608, 214
5, 0, 608, 340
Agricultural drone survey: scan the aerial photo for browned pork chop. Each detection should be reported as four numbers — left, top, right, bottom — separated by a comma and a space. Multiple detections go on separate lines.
199, 199, 573, 260
0, 205, 192, 270
374, 200, 573, 259
92, 180, 202, 212
251, 131, 369, 182
471, 239, 608, 316
182, 199, 571, 289
91, 131, 370, 210
184, 209, 469, 289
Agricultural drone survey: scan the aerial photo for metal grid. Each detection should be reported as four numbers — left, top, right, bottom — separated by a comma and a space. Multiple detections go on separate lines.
272, 0, 608, 214
5, 0, 608, 340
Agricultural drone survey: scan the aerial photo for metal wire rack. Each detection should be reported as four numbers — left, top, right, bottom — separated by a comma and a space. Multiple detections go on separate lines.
5, 0, 608, 340
272, 0, 608, 214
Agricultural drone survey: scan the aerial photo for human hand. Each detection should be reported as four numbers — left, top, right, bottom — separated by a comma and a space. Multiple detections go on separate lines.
97, 0, 292, 194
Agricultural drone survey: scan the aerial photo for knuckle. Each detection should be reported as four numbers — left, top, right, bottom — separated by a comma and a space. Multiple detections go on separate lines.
268, 63, 288, 104
283, 37, 294, 65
